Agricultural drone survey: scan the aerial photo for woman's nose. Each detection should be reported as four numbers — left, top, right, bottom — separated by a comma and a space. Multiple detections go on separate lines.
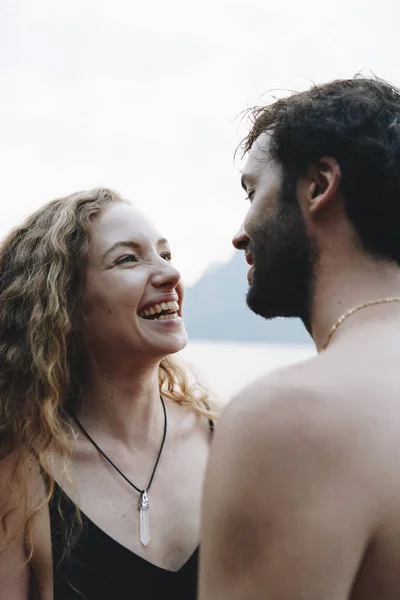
152, 259, 181, 289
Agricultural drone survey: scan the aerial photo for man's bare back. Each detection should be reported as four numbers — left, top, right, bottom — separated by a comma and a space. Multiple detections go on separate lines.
199, 77, 400, 599
202, 315, 400, 599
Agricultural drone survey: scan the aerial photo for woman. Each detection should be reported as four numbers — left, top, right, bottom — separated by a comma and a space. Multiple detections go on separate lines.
0, 188, 216, 599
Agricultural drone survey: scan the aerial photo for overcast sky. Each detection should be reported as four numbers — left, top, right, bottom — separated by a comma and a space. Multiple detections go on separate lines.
1, 0, 399, 284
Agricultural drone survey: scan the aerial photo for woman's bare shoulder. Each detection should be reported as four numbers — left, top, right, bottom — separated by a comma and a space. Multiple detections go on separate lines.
0, 453, 31, 599
0, 453, 53, 600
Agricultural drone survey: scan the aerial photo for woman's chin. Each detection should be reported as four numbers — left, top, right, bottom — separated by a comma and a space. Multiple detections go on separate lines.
146, 328, 189, 359
163, 330, 189, 356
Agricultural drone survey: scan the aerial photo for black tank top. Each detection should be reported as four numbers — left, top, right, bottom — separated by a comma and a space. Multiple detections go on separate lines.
50, 419, 213, 599
50, 483, 199, 599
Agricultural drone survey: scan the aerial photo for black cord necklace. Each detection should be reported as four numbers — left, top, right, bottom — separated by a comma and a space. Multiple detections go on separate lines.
73, 395, 167, 547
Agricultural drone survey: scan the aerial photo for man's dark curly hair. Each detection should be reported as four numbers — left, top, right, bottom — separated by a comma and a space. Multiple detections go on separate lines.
242, 77, 400, 264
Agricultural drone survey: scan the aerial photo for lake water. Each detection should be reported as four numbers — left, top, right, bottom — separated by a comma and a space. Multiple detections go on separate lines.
179, 340, 316, 401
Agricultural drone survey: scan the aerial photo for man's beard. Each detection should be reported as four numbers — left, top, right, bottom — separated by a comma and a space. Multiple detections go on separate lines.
246, 177, 316, 329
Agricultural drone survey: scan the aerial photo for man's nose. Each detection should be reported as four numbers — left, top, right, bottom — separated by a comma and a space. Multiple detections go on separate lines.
232, 223, 249, 250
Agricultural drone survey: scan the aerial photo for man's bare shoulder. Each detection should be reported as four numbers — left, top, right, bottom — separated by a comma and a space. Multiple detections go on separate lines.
201, 353, 378, 600
218, 353, 362, 469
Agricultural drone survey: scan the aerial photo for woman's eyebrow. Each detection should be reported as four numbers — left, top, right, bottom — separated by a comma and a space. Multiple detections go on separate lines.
102, 238, 169, 260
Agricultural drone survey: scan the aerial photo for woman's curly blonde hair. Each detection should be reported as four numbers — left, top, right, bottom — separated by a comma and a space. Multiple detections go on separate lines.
0, 188, 215, 555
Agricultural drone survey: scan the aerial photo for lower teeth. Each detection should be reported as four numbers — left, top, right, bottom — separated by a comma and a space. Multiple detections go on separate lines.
157, 313, 177, 321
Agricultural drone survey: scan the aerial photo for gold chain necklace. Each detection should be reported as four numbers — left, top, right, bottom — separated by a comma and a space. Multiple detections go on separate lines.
322, 297, 400, 351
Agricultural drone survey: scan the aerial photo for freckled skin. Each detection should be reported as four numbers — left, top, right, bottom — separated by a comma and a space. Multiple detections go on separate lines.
1, 202, 211, 598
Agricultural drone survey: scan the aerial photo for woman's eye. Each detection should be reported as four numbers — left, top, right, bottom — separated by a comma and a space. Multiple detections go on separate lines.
161, 252, 172, 261
116, 254, 137, 265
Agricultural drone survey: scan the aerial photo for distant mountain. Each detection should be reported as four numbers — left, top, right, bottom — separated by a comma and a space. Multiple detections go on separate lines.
183, 252, 312, 344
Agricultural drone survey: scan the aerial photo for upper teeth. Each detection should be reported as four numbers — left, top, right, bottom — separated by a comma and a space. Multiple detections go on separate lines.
139, 300, 179, 317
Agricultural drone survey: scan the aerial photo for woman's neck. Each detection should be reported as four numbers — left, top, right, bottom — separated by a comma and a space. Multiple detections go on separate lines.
77, 360, 164, 448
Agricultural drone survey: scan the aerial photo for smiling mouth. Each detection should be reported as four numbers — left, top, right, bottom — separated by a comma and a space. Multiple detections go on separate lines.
138, 301, 180, 321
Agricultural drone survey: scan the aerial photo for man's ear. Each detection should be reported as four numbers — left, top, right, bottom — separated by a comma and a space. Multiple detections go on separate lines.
307, 157, 341, 215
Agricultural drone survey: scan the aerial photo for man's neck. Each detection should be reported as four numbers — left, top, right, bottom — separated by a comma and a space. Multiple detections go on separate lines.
311, 253, 400, 352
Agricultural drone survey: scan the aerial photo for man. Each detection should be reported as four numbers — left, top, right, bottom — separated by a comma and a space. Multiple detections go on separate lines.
199, 78, 400, 600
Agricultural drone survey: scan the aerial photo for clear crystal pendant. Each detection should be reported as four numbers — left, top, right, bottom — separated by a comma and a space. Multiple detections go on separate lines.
139, 491, 151, 546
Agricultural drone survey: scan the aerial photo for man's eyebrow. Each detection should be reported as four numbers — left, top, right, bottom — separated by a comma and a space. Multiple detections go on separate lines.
240, 174, 247, 190
101, 238, 169, 260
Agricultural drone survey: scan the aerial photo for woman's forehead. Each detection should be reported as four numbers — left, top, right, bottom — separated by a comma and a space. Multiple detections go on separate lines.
89, 203, 165, 250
